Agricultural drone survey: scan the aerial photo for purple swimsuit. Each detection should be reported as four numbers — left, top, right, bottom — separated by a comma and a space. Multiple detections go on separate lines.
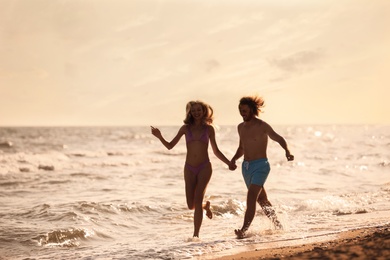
185, 125, 210, 175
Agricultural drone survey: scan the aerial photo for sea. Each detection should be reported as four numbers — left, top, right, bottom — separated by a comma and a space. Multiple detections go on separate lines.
0, 125, 389, 259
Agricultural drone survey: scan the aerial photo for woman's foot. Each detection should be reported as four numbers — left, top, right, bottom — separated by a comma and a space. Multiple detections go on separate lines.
204, 201, 213, 219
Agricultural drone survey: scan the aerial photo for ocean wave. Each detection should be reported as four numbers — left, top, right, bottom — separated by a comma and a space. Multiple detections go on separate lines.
333, 208, 370, 216
35, 228, 94, 247
379, 161, 390, 167
0, 141, 13, 148
210, 199, 246, 216
107, 151, 127, 156
39, 179, 72, 185
38, 164, 55, 171
155, 150, 186, 156
0, 181, 29, 187
0, 151, 69, 174
48, 211, 79, 222
292, 193, 379, 216
67, 150, 107, 158
382, 183, 390, 192
15, 204, 86, 223
74, 201, 162, 215
69, 172, 108, 180
18, 204, 54, 219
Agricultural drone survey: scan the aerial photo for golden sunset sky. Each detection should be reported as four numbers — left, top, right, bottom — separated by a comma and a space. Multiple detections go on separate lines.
1, 0, 389, 126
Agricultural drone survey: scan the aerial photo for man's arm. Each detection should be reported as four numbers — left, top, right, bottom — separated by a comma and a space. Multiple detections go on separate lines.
230, 125, 244, 169
266, 124, 294, 161
231, 143, 244, 162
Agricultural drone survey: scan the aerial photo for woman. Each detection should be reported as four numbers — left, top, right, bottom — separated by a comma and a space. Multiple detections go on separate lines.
151, 100, 233, 238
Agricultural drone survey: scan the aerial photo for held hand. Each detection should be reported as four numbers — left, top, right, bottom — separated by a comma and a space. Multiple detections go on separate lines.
228, 163, 237, 171
229, 160, 237, 171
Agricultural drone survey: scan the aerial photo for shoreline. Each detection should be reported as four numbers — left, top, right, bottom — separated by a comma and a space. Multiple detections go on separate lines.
209, 223, 390, 260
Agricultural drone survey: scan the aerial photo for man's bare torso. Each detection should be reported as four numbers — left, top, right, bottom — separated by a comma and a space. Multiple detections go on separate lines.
239, 118, 269, 161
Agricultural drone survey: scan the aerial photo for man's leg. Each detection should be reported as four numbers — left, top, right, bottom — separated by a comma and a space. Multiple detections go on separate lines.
257, 188, 283, 229
235, 184, 262, 239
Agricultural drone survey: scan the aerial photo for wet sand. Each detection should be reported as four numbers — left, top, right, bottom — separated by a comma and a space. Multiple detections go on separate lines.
213, 224, 390, 260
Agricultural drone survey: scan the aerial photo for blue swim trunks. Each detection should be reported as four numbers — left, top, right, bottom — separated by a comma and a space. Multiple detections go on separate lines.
242, 158, 270, 188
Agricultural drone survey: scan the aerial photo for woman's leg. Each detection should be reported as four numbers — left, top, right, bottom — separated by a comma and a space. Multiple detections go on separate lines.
184, 167, 196, 210
192, 163, 212, 237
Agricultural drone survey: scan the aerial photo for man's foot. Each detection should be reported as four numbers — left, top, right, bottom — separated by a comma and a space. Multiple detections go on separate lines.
274, 220, 283, 230
234, 229, 246, 239
204, 201, 213, 219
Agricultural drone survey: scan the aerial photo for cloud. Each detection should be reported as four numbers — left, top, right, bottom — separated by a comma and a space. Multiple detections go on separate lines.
0, 67, 49, 80
0, 68, 16, 79
268, 49, 324, 73
207, 13, 264, 34
115, 15, 156, 32
204, 59, 221, 73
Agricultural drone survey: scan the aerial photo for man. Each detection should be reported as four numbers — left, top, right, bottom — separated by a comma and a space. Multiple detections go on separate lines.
230, 96, 294, 239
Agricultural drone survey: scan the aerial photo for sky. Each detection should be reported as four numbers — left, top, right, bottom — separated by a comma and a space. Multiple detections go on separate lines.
1, 0, 389, 126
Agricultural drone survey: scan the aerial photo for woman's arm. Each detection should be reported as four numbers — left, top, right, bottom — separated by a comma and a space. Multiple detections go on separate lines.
208, 125, 234, 167
151, 125, 185, 150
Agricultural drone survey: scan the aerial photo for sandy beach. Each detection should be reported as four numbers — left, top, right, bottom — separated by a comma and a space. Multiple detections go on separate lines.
213, 224, 390, 260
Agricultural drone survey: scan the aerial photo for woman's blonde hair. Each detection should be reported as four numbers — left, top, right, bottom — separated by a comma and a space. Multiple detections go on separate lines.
183, 100, 214, 125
